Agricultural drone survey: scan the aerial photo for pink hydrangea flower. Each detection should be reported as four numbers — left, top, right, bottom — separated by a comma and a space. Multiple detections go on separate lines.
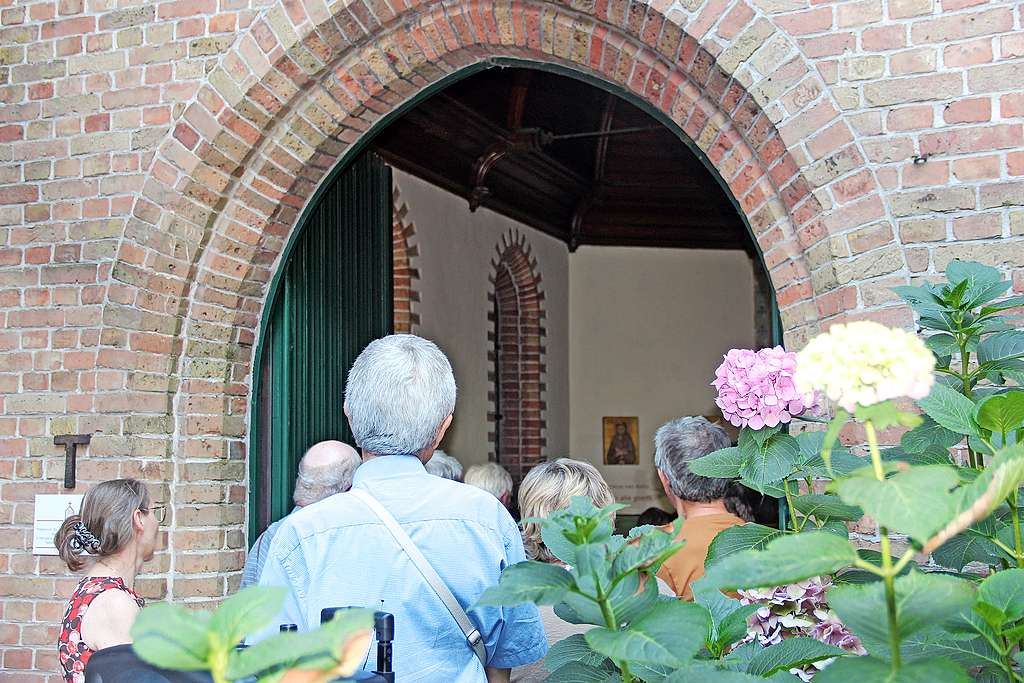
712, 346, 821, 429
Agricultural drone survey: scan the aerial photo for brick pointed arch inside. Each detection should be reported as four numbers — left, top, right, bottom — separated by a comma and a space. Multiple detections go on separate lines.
488, 232, 546, 486
392, 187, 420, 334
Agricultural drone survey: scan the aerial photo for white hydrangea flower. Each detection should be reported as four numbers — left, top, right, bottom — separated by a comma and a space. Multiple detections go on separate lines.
793, 321, 935, 412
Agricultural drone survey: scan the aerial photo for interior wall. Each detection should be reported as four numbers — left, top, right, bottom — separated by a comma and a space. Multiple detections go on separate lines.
393, 171, 759, 512
568, 247, 757, 512
393, 170, 571, 469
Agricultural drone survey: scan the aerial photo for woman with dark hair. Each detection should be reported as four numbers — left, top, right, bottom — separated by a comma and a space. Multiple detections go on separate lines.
53, 479, 163, 683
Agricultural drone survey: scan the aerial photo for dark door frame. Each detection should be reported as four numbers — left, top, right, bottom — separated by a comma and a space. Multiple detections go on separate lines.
248, 57, 784, 542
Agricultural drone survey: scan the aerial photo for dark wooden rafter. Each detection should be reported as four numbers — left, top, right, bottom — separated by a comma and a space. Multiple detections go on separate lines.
570, 93, 616, 252
506, 69, 532, 130
371, 67, 750, 251
469, 70, 537, 211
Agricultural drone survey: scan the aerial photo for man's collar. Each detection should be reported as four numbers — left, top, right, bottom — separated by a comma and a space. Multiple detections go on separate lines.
353, 454, 425, 484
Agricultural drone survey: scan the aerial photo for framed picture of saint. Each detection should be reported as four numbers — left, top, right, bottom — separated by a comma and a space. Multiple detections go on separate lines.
602, 417, 639, 465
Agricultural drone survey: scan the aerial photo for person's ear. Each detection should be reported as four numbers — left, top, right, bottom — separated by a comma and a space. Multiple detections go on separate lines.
420, 414, 454, 462
656, 469, 677, 503
432, 414, 453, 449
499, 490, 511, 507
133, 507, 146, 535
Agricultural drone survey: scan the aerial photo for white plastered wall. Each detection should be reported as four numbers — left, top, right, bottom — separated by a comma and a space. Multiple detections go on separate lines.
396, 171, 758, 512
567, 246, 757, 511
394, 170, 571, 468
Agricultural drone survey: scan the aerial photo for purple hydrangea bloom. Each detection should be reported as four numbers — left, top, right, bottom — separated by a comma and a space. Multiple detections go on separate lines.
737, 577, 866, 680
712, 346, 821, 429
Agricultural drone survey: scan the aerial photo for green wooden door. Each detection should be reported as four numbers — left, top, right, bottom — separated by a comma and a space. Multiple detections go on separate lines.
251, 152, 393, 537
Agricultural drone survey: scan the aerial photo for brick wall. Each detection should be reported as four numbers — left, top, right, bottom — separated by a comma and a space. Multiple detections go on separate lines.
487, 231, 546, 486
392, 187, 419, 335
0, 0, 1022, 677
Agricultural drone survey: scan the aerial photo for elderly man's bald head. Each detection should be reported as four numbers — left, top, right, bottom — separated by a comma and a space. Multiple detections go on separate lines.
293, 440, 361, 507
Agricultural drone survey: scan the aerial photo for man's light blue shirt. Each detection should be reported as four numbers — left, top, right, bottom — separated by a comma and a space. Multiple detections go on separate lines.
240, 508, 296, 588
256, 455, 547, 681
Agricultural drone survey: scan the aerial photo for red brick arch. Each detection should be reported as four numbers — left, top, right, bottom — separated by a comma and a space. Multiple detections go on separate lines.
488, 232, 546, 486
95, 0, 898, 600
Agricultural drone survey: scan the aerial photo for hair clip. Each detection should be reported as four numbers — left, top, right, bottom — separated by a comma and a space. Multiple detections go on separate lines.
71, 521, 101, 554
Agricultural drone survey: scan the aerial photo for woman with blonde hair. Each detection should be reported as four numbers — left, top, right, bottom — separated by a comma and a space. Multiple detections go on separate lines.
513, 458, 671, 682
518, 458, 615, 564
53, 478, 163, 683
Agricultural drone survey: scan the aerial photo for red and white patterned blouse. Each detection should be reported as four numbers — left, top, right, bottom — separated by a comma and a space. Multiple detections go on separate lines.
57, 576, 145, 683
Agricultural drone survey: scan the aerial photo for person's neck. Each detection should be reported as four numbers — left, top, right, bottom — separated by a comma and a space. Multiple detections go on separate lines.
674, 499, 730, 521
361, 450, 430, 464
90, 547, 141, 591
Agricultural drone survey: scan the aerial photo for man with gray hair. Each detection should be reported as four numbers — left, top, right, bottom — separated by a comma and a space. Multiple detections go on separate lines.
425, 449, 463, 481
653, 416, 748, 600
258, 334, 546, 682
464, 462, 514, 508
241, 440, 359, 588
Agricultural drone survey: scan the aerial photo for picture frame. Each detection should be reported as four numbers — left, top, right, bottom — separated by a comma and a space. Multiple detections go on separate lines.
602, 416, 639, 465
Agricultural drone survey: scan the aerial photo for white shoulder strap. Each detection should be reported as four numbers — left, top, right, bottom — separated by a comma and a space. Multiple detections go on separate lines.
349, 488, 487, 667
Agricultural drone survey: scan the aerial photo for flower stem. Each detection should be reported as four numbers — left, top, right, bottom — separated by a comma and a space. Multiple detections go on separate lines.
865, 421, 886, 481
865, 420, 902, 672
1000, 636, 1022, 683
959, 341, 982, 470
209, 648, 228, 683
1011, 490, 1024, 569
879, 531, 902, 672
782, 479, 801, 532
597, 587, 634, 683
960, 341, 972, 401
891, 547, 917, 575
990, 536, 1020, 561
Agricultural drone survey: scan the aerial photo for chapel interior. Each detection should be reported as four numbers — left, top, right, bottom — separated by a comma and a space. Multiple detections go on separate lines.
255, 66, 778, 532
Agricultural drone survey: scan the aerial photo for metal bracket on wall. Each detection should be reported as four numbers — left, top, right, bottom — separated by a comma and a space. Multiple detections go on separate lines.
54, 434, 91, 489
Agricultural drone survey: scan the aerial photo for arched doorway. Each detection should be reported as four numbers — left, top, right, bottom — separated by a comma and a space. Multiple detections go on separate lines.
490, 232, 545, 489
248, 60, 781, 537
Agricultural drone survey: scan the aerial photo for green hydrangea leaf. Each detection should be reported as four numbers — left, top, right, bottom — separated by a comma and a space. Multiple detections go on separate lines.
791, 493, 863, 522
689, 446, 746, 479
208, 586, 286, 647
584, 600, 710, 668
901, 416, 963, 454
833, 465, 960, 541
745, 636, 850, 677
918, 382, 982, 438
828, 571, 976, 659
975, 391, 1024, 434
474, 560, 575, 607
703, 532, 857, 591
977, 568, 1024, 626
737, 430, 801, 488
813, 654, 968, 683
131, 602, 211, 671
544, 634, 610, 674
705, 524, 783, 566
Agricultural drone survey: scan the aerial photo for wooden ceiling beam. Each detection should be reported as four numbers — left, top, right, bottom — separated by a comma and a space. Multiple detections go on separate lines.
372, 68, 751, 252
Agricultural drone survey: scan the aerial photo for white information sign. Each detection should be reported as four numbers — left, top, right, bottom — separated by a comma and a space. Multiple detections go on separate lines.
33, 494, 83, 555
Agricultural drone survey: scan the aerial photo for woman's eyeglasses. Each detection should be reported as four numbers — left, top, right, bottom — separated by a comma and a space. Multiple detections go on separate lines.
146, 505, 167, 524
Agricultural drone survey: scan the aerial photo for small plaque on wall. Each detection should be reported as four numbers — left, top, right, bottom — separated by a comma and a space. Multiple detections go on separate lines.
33, 494, 83, 555
603, 416, 639, 465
